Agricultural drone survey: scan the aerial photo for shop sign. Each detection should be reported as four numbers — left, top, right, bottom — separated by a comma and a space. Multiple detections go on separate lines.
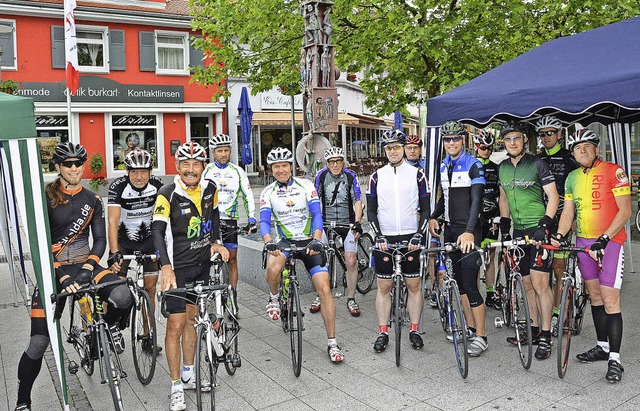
17, 76, 184, 103
260, 91, 302, 110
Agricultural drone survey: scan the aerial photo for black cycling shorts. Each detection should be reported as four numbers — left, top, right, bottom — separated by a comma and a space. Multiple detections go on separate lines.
513, 227, 552, 276
165, 263, 211, 314
277, 238, 327, 276
220, 219, 239, 249
373, 234, 421, 279
118, 237, 159, 275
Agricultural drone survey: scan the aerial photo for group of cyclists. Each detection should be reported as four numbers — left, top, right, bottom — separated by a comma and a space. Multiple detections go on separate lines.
13, 111, 631, 410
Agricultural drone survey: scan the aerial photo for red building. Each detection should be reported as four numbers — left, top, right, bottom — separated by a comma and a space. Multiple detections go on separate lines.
0, 0, 224, 181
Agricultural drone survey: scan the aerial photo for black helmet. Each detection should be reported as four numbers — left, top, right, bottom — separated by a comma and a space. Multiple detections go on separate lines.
500, 121, 527, 138
52, 142, 87, 164
440, 121, 467, 137
380, 129, 406, 147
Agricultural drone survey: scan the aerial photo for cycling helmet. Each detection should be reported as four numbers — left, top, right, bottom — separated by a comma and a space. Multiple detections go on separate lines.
500, 121, 527, 137
324, 146, 345, 160
473, 130, 495, 146
52, 142, 87, 164
380, 129, 406, 147
567, 129, 599, 151
481, 198, 498, 219
209, 134, 232, 150
405, 134, 423, 146
534, 115, 563, 131
124, 148, 153, 170
175, 142, 207, 162
266, 147, 294, 165
440, 121, 466, 137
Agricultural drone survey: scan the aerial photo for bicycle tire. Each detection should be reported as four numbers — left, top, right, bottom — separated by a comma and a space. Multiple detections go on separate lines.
635, 209, 640, 234
512, 274, 532, 370
223, 294, 241, 376
67, 299, 95, 376
449, 282, 469, 379
131, 289, 157, 385
496, 254, 511, 327
289, 279, 303, 377
435, 281, 448, 333
393, 276, 402, 367
327, 248, 337, 290
557, 278, 574, 378
574, 292, 589, 336
278, 278, 289, 333
196, 324, 215, 411
356, 233, 375, 294
99, 325, 125, 411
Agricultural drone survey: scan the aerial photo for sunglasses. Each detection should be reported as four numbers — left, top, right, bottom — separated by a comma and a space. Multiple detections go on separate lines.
327, 159, 343, 165
538, 130, 559, 137
478, 145, 492, 151
384, 145, 403, 152
60, 159, 85, 168
442, 136, 462, 143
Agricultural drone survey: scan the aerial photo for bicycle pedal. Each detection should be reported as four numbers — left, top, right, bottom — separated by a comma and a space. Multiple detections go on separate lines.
231, 354, 241, 367
68, 360, 79, 375
334, 292, 343, 298
494, 317, 504, 328
121, 371, 128, 379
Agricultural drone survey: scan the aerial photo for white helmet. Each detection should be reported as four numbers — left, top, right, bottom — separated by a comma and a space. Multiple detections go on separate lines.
567, 129, 599, 151
473, 130, 495, 146
266, 147, 294, 165
323, 146, 345, 161
124, 148, 153, 169
175, 142, 207, 162
209, 134, 232, 150
534, 115, 563, 131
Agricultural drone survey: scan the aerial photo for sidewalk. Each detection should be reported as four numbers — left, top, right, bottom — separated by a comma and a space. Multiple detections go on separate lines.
1, 237, 640, 410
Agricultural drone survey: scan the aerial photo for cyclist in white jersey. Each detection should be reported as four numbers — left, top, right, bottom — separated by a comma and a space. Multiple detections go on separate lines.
260, 147, 344, 363
203, 134, 257, 289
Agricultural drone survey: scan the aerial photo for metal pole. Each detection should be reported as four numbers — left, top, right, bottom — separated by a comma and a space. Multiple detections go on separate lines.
291, 94, 296, 177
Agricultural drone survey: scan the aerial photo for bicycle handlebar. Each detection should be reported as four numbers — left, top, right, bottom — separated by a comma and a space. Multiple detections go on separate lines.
483, 237, 532, 249
422, 243, 483, 254
540, 244, 591, 253
158, 283, 228, 298
51, 278, 131, 304
121, 254, 157, 262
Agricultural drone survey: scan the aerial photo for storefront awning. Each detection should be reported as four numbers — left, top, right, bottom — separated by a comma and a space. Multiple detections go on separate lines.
251, 112, 372, 126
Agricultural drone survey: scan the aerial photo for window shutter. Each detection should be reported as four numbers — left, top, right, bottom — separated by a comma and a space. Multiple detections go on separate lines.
189, 35, 204, 70
51, 26, 65, 69
139, 31, 155, 72
0, 21, 14, 67
109, 29, 126, 71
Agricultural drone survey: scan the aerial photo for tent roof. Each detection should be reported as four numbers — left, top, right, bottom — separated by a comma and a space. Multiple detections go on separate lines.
0, 92, 36, 139
427, 17, 640, 127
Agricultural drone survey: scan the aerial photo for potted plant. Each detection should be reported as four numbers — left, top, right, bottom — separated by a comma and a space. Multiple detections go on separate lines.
88, 153, 107, 191
0, 79, 19, 94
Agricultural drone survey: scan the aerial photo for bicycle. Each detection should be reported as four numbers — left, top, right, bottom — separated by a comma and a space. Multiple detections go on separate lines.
121, 252, 158, 385
635, 177, 639, 234
53, 278, 131, 410
324, 221, 375, 296
160, 253, 241, 411
261, 244, 309, 377
541, 243, 595, 378
423, 242, 475, 379
485, 237, 533, 370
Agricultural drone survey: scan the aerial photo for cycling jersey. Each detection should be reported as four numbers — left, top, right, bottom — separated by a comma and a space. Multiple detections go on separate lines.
366, 161, 430, 237
498, 153, 555, 230
314, 167, 361, 225
259, 177, 323, 241
565, 159, 630, 244
406, 158, 425, 170
49, 185, 106, 281
107, 175, 163, 243
538, 144, 578, 217
479, 157, 500, 204
152, 176, 220, 270
432, 150, 485, 231
203, 161, 256, 222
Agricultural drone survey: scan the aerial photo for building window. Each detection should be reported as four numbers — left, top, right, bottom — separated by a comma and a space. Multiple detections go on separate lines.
190, 116, 211, 161
156, 31, 189, 75
36, 115, 69, 174
76, 26, 109, 73
0, 19, 16, 70
111, 115, 158, 171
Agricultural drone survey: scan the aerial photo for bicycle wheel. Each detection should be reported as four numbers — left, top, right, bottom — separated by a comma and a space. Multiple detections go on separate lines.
288, 279, 303, 377
435, 282, 448, 333
393, 276, 403, 367
327, 248, 337, 290
278, 278, 289, 333
574, 291, 589, 336
512, 274, 532, 370
356, 233, 375, 294
496, 254, 511, 327
131, 289, 157, 385
557, 279, 574, 378
66, 299, 95, 376
635, 209, 640, 234
223, 295, 241, 376
99, 325, 124, 411
448, 282, 469, 379
196, 324, 215, 411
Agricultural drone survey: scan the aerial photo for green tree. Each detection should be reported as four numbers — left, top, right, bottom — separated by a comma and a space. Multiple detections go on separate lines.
189, 0, 640, 116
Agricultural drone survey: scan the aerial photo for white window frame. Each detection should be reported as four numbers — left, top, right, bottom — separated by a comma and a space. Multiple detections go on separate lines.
0, 19, 17, 71
76, 25, 109, 74
155, 30, 189, 76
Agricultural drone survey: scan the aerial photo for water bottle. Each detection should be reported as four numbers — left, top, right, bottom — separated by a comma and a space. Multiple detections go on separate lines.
282, 268, 290, 299
78, 296, 92, 325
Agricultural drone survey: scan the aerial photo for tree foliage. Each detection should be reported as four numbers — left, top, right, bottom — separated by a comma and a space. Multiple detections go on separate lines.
189, 0, 640, 115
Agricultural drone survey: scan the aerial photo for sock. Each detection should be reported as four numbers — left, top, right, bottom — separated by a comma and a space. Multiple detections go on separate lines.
591, 305, 608, 343
481, 336, 488, 342
597, 341, 610, 352
17, 353, 43, 406
327, 338, 337, 347
468, 327, 476, 335
269, 292, 279, 300
181, 365, 193, 382
379, 325, 389, 334
553, 307, 559, 316
541, 330, 551, 340
606, 312, 623, 354
410, 323, 419, 333
531, 326, 540, 337
609, 352, 620, 363
172, 379, 183, 392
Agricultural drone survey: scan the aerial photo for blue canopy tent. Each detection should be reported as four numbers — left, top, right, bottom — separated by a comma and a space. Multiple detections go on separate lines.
238, 86, 253, 165
426, 16, 640, 270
